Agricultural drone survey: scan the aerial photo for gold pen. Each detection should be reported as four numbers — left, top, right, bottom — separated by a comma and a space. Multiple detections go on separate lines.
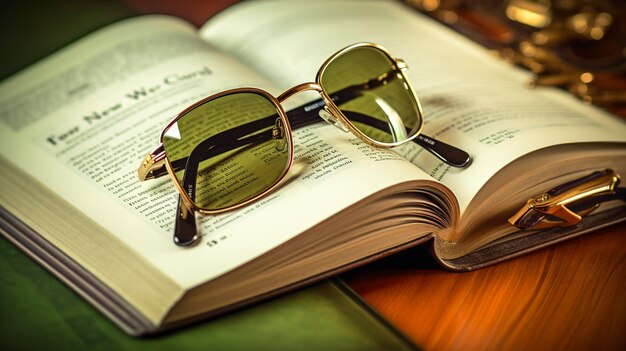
509, 169, 625, 230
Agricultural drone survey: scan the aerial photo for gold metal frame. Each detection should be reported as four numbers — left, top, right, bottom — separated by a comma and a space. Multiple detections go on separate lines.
147, 88, 295, 216
138, 42, 424, 215
316, 42, 424, 148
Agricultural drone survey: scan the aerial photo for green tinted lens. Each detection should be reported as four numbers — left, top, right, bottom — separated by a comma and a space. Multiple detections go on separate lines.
320, 46, 422, 144
162, 92, 290, 211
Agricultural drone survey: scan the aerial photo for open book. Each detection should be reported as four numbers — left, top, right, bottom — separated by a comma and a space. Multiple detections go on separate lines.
1, 0, 625, 335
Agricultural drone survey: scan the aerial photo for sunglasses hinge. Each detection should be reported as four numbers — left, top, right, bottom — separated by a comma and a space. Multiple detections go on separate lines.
138, 144, 167, 181
319, 108, 349, 133
395, 58, 408, 71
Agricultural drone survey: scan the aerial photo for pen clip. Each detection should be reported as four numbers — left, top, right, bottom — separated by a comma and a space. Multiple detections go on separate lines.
508, 169, 623, 230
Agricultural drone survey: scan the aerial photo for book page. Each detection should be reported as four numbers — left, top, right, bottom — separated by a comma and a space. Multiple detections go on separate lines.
200, 0, 626, 212
0, 15, 432, 290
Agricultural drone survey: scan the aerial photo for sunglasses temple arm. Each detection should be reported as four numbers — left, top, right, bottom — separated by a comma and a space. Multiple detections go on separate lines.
168, 129, 274, 174
171, 143, 203, 246
283, 85, 472, 168
333, 110, 472, 168
169, 106, 470, 174
413, 134, 472, 168
169, 106, 471, 176
174, 194, 200, 246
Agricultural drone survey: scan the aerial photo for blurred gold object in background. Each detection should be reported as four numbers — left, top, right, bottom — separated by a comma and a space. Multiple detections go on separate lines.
506, 0, 552, 28
406, 0, 626, 114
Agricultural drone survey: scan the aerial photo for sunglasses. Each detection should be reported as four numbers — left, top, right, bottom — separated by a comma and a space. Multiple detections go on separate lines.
138, 42, 471, 246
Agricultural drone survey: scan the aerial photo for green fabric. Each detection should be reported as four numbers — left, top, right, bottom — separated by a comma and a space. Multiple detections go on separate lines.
0, 0, 132, 80
0, 237, 417, 350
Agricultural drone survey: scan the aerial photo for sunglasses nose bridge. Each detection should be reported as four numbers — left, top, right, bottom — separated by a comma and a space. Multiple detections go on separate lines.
277, 83, 323, 103
319, 106, 349, 133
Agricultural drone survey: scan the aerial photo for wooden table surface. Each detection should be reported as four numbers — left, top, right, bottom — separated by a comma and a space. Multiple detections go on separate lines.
343, 223, 626, 350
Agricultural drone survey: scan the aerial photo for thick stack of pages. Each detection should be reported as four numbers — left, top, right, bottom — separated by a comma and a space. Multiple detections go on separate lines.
0, 0, 624, 334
